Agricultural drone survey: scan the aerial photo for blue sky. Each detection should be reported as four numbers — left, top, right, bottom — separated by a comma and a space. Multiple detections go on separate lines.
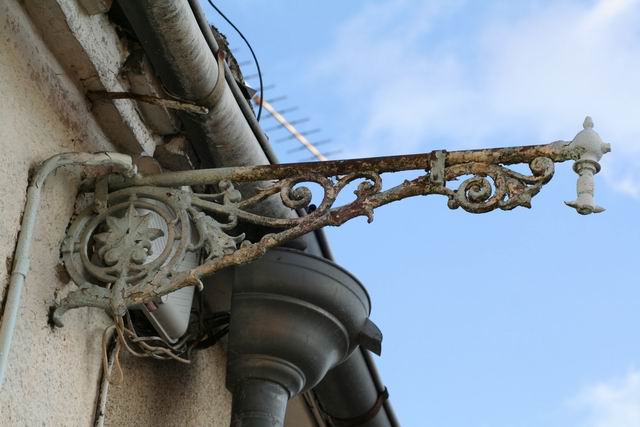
203, 1, 640, 426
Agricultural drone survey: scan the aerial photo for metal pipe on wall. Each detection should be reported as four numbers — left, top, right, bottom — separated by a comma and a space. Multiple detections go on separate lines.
187, 0, 280, 165
117, 0, 265, 167
114, 1, 396, 425
314, 350, 391, 427
231, 379, 289, 427
0, 152, 136, 387
115, 0, 218, 102
116, 0, 321, 250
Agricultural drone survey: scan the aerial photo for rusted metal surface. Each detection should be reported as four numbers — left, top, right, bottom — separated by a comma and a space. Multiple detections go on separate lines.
108, 140, 579, 189
55, 115, 614, 352
54, 142, 572, 321
88, 91, 209, 114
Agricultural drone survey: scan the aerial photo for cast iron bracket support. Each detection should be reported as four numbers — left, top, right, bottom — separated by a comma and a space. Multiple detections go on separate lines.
53, 117, 610, 324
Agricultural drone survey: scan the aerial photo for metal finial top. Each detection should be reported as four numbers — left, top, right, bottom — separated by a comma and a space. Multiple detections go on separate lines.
583, 116, 594, 129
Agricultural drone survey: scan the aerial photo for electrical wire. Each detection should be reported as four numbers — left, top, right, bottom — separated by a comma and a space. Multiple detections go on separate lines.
100, 309, 231, 385
205, 0, 264, 121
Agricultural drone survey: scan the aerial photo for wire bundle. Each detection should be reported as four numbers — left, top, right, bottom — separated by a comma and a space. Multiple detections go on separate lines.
101, 309, 230, 385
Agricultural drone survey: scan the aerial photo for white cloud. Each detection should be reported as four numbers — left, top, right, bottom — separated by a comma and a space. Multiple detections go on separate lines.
312, 0, 640, 196
570, 370, 640, 427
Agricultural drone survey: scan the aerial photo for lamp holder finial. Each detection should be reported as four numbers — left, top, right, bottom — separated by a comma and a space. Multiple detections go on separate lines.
564, 116, 611, 214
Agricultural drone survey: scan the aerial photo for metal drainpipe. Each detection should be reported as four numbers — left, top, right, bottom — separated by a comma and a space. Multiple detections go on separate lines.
186, 0, 279, 166
314, 350, 394, 427
0, 152, 136, 387
115, 2, 395, 425
116, 0, 269, 170
187, 5, 398, 423
231, 379, 289, 427
116, 0, 321, 250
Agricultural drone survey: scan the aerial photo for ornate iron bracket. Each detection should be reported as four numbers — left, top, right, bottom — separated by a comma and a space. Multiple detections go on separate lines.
53, 117, 610, 325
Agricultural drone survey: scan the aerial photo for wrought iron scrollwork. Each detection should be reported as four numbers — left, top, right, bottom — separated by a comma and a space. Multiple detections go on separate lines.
55, 118, 611, 322
446, 157, 555, 213
54, 154, 557, 323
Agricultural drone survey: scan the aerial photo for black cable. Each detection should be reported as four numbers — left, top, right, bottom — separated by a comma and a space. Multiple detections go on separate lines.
205, 0, 264, 121
196, 325, 230, 349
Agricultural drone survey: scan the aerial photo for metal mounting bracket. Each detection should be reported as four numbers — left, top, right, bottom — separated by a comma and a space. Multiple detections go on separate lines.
53, 117, 610, 324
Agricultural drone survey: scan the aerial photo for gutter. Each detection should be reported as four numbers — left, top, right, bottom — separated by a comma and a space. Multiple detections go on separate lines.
187, 0, 279, 166
114, 1, 397, 425
116, 0, 268, 169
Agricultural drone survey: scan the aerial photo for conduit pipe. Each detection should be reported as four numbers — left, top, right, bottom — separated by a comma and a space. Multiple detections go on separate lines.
0, 152, 136, 387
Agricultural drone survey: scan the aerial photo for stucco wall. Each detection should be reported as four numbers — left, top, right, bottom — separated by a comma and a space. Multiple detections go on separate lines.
0, 0, 114, 425
104, 346, 232, 426
0, 1, 232, 425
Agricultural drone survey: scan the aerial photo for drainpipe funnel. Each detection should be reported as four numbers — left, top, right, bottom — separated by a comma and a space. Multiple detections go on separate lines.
224, 248, 381, 426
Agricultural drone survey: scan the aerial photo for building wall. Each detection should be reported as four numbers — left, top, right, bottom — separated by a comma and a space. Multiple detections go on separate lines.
0, 1, 231, 425
104, 347, 231, 427
0, 1, 114, 425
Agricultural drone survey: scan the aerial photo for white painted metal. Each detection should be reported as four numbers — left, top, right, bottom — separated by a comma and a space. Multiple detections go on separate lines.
565, 117, 611, 214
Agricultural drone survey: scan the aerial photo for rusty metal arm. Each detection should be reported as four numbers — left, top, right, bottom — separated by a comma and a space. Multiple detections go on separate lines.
109, 141, 575, 188
53, 117, 610, 323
